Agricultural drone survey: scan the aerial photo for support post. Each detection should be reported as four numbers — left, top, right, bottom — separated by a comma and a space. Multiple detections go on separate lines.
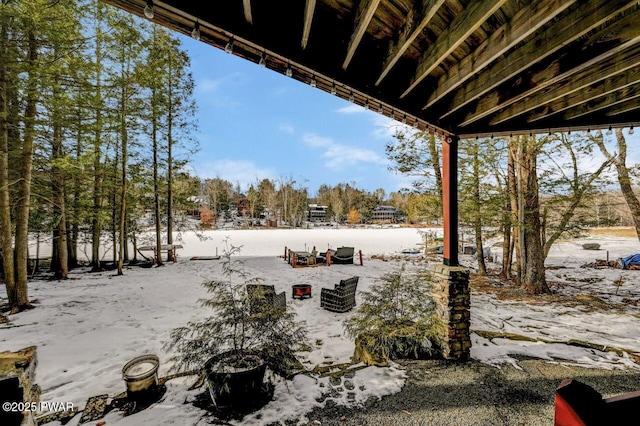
430, 264, 471, 361
442, 135, 459, 266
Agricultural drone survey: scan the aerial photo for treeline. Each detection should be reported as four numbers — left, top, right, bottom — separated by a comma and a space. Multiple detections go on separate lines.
1, 0, 198, 312
198, 176, 442, 226
386, 128, 640, 294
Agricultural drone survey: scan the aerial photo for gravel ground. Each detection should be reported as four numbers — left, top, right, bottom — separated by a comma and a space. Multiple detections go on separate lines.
302, 358, 640, 426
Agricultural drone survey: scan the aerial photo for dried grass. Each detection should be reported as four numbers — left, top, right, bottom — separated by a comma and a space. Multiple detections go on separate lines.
587, 227, 638, 238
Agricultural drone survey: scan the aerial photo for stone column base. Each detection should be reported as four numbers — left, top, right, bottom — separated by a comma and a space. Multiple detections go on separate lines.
430, 264, 471, 361
0, 346, 39, 426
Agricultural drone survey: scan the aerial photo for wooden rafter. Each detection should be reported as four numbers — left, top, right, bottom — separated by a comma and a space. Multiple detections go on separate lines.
424, 0, 576, 109
342, 0, 381, 70
400, 0, 508, 99
442, 0, 637, 121
492, 46, 640, 124
460, 9, 640, 127
528, 68, 640, 124
98, 0, 640, 138
605, 99, 640, 116
563, 84, 640, 121
301, 0, 316, 49
375, 0, 445, 86
243, 0, 253, 25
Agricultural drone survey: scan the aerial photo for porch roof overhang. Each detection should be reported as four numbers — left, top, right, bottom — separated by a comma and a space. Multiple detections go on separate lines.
99, 0, 640, 139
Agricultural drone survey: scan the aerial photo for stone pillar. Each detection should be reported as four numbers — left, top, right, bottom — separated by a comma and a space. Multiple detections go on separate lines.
0, 346, 39, 426
430, 264, 471, 361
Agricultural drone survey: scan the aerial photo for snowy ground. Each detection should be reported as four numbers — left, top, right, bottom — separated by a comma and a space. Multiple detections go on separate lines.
2, 227, 640, 425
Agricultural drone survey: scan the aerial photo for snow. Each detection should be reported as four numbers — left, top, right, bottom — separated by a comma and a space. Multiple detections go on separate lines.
2, 227, 640, 425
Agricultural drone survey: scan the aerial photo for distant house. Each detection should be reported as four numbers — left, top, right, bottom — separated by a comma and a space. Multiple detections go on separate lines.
307, 204, 328, 222
371, 205, 398, 223
186, 195, 208, 218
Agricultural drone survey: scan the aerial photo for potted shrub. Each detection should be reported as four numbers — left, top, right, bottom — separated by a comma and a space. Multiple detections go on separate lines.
165, 241, 307, 413
344, 265, 445, 366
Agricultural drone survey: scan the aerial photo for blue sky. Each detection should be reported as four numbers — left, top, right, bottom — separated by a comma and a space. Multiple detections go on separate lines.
176, 35, 410, 197
176, 34, 640, 198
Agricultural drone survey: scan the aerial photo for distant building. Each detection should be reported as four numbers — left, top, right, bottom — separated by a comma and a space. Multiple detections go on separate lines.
372, 205, 398, 223
186, 195, 208, 218
307, 204, 328, 222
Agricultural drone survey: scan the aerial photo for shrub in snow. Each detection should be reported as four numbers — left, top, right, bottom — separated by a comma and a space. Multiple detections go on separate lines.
164, 240, 308, 379
344, 265, 444, 366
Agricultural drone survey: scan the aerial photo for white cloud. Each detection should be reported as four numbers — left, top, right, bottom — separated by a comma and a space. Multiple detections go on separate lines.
335, 104, 367, 114
302, 133, 334, 148
371, 113, 411, 140
194, 159, 276, 192
336, 105, 411, 140
279, 124, 295, 135
196, 72, 248, 95
323, 145, 385, 170
197, 78, 221, 93
301, 132, 386, 170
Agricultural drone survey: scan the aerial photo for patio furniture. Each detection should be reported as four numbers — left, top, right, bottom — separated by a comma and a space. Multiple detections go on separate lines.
292, 284, 312, 299
246, 284, 286, 313
320, 276, 359, 312
287, 249, 316, 267
330, 246, 355, 264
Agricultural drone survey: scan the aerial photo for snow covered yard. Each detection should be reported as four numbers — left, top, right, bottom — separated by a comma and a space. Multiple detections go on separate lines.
2, 227, 640, 425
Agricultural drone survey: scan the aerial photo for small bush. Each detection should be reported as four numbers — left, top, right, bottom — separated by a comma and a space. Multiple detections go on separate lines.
164, 240, 308, 377
344, 265, 444, 365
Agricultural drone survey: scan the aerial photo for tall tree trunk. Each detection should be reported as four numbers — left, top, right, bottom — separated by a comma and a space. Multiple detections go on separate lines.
595, 129, 640, 242
0, 12, 16, 306
91, 149, 103, 271
166, 59, 174, 259
472, 141, 487, 275
51, 122, 68, 279
152, 85, 163, 267
68, 112, 82, 269
428, 133, 443, 199
517, 136, 549, 294
507, 138, 520, 283
91, 26, 104, 272
111, 141, 118, 265
13, 28, 38, 311
117, 90, 127, 275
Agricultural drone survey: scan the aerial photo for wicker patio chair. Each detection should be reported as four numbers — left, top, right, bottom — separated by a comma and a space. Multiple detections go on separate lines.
320, 276, 359, 312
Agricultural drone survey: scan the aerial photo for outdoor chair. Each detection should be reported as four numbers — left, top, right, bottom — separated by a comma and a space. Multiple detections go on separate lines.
330, 246, 355, 264
246, 284, 286, 314
320, 276, 359, 313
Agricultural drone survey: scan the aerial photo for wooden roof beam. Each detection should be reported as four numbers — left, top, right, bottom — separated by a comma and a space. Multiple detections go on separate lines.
527, 66, 640, 123
243, 0, 253, 25
301, 0, 316, 49
491, 46, 640, 124
526, 67, 640, 123
442, 0, 637, 120
424, 0, 576, 109
342, 0, 382, 70
375, 0, 445, 86
605, 99, 640, 117
460, 9, 640, 127
400, 0, 508, 99
563, 84, 640, 121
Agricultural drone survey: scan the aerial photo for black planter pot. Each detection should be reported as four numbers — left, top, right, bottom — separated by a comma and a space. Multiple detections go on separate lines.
204, 352, 267, 409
